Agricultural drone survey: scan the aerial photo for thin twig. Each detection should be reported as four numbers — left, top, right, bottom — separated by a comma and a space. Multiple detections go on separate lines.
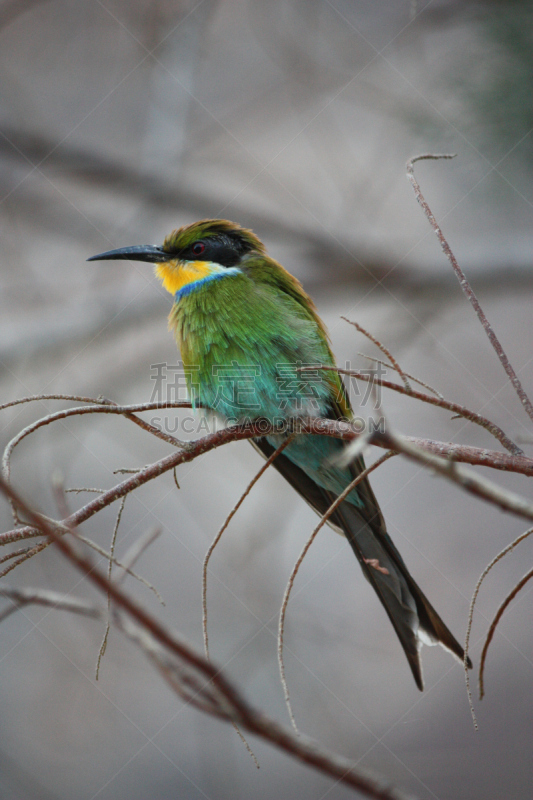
201, 436, 294, 767
0, 393, 104, 411
341, 317, 412, 393
278, 448, 396, 732
0, 546, 35, 565
0, 586, 102, 624
478, 567, 533, 699
114, 468, 143, 474
356, 354, 444, 400
2, 400, 192, 484
97, 395, 191, 450
115, 528, 163, 588
1, 400, 191, 525
201, 436, 294, 766
76, 533, 164, 604
96, 495, 127, 680
66, 488, 106, 494
0, 540, 50, 578
202, 435, 294, 659
406, 153, 533, 425
464, 525, 533, 727
51, 473, 164, 603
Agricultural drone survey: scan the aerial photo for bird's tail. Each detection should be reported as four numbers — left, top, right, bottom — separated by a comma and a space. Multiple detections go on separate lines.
252, 436, 470, 689
334, 499, 470, 690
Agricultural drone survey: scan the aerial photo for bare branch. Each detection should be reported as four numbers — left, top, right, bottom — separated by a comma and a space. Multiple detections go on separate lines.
2, 399, 193, 486
201, 436, 294, 766
0, 525, 42, 546
354, 354, 444, 400
0, 541, 49, 578
406, 154, 533, 426
66, 488, 106, 494
0, 546, 35, 565
96, 495, 127, 680
116, 528, 163, 587
0, 394, 104, 411
95, 396, 191, 450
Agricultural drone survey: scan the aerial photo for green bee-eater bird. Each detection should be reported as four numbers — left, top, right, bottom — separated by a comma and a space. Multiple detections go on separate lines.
89, 219, 469, 689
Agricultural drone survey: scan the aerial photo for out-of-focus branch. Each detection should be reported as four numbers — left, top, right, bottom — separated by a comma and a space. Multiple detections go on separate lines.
0, 585, 102, 624
0, 0, 52, 29
406, 154, 533, 426
370, 428, 533, 522
0, 474, 414, 800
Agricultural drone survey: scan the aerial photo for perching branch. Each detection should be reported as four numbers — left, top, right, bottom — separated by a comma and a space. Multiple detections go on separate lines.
1, 415, 533, 552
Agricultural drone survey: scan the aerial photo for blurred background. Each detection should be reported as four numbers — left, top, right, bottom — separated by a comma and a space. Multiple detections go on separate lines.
0, 0, 532, 798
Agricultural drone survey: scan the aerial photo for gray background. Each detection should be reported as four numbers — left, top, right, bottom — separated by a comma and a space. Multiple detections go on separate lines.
0, 1, 532, 798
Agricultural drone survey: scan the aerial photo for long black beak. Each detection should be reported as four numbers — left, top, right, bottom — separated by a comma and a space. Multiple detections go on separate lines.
87, 244, 172, 264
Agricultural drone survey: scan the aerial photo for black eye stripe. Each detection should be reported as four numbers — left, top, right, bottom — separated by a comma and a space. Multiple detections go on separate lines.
166, 233, 252, 267
178, 235, 248, 268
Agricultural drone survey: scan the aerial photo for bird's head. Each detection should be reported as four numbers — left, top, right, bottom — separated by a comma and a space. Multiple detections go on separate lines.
88, 219, 265, 297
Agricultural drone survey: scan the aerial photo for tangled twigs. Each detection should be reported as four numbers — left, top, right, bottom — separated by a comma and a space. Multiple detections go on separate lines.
0, 474, 414, 800
298, 365, 522, 456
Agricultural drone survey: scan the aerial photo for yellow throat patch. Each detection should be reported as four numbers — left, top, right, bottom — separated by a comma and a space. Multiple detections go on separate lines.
154, 260, 214, 296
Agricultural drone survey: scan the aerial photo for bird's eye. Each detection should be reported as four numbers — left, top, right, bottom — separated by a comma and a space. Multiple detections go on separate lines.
191, 241, 205, 255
